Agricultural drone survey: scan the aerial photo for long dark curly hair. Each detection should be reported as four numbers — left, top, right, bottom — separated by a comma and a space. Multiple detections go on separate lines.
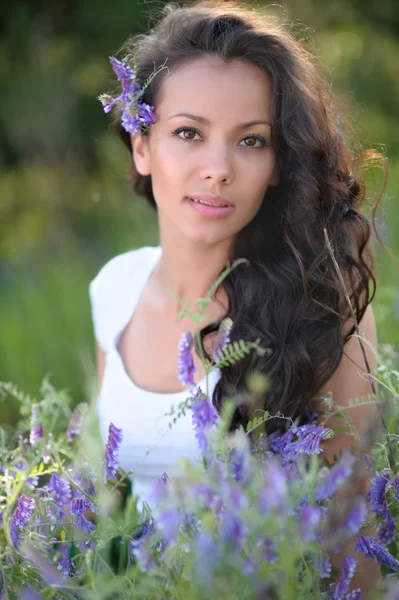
109, 0, 388, 436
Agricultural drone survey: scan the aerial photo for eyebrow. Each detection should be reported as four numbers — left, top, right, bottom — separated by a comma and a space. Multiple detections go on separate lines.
167, 112, 271, 129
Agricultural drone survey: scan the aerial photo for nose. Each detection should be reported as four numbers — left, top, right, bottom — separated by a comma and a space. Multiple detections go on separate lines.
198, 142, 233, 184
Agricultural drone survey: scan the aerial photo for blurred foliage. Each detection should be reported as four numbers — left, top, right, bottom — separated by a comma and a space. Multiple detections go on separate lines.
0, 0, 398, 423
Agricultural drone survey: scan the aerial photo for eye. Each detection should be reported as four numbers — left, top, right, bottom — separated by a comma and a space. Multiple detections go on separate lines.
171, 126, 268, 149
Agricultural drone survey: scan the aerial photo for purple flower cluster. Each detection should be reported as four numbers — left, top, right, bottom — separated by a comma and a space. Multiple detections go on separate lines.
104, 422, 123, 483
177, 331, 197, 390
269, 421, 334, 466
10, 494, 35, 548
29, 403, 44, 446
355, 535, 399, 570
66, 403, 88, 442
99, 56, 156, 135
191, 387, 219, 459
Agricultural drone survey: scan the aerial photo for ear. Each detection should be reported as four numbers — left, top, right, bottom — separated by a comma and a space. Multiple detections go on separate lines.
130, 133, 151, 176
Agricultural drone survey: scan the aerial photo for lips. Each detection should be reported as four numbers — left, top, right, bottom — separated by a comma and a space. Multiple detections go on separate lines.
187, 195, 233, 208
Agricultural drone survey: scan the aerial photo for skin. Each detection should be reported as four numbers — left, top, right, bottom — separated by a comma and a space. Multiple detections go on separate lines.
95, 52, 381, 597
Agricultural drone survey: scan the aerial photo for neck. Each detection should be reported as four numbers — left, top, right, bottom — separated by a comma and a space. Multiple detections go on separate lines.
152, 230, 233, 318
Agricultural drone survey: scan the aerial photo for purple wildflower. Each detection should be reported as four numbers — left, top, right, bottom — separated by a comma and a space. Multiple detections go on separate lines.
315, 452, 355, 501
220, 511, 247, 546
194, 530, 220, 591
10, 494, 35, 548
195, 483, 219, 509
149, 471, 169, 506
45, 474, 71, 513
177, 331, 197, 389
212, 317, 233, 362
378, 516, 396, 546
66, 403, 88, 442
104, 422, 123, 483
341, 498, 368, 541
268, 428, 294, 455
139, 103, 157, 125
298, 505, 323, 542
345, 590, 362, 600
315, 552, 332, 578
258, 537, 278, 562
70, 465, 97, 513
121, 108, 143, 135
369, 469, 392, 520
71, 497, 91, 516
130, 534, 157, 572
191, 388, 219, 457
156, 507, 181, 546
74, 513, 96, 552
258, 459, 287, 514
57, 541, 77, 578
29, 403, 44, 446
109, 56, 136, 93
328, 554, 357, 600
43, 441, 51, 464
99, 56, 157, 135
29, 424, 44, 446
355, 535, 399, 570
228, 443, 254, 486
12, 460, 38, 489
283, 423, 333, 462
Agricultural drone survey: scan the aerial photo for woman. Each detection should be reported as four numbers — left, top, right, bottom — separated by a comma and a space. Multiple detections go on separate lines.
90, 0, 385, 593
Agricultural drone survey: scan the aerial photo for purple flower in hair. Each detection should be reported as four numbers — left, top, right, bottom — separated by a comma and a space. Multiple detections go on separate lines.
328, 554, 357, 600
109, 56, 135, 91
177, 331, 197, 390
104, 422, 123, 483
10, 494, 35, 548
99, 56, 157, 135
139, 103, 157, 125
355, 535, 399, 570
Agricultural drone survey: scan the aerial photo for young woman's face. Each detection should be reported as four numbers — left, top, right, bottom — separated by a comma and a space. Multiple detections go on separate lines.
131, 54, 279, 246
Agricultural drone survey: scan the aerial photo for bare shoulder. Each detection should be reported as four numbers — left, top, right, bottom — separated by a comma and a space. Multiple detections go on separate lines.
313, 303, 379, 459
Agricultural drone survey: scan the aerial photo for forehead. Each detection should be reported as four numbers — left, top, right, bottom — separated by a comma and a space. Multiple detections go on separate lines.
156, 54, 273, 121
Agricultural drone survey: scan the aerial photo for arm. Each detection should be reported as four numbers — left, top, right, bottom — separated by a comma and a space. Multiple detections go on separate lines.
313, 303, 382, 598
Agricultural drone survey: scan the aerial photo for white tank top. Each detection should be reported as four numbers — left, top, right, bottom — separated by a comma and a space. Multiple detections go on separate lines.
88, 245, 221, 512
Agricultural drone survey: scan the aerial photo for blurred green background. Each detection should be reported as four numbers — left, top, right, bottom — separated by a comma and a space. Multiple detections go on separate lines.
1, 0, 398, 424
